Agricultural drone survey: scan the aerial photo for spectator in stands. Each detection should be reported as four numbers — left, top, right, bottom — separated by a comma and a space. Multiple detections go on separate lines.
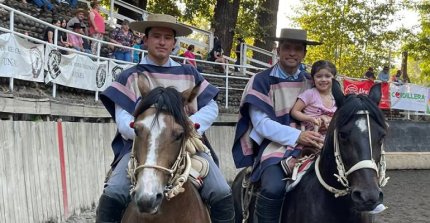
171, 39, 181, 55
67, 23, 91, 53
109, 19, 134, 62
392, 69, 403, 84
234, 37, 244, 72
132, 36, 142, 63
269, 42, 278, 65
96, 13, 234, 223
59, 18, 70, 46
88, 0, 105, 55
207, 37, 226, 72
32, 0, 54, 12
378, 66, 390, 82
183, 44, 197, 68
67, 8, 90, 51
364, 67, 375, 81
43, 18, 61, 44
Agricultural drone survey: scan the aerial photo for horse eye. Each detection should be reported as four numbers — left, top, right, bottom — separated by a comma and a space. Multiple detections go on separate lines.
338, 132, 348, 140
174, 132, 184, 141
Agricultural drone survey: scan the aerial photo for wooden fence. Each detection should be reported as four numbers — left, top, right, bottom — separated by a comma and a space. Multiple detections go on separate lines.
1, 120, 430, 222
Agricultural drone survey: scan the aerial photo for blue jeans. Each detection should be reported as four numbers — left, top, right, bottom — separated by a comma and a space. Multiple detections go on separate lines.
33, 0, 53, 10
114, 51, 132, 62
69, 0, 77, 8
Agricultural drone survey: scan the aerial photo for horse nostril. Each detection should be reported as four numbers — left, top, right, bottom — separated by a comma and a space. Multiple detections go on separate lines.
155, 193, 163, 203
378, 191, 384, 203
351, 190, 363, 202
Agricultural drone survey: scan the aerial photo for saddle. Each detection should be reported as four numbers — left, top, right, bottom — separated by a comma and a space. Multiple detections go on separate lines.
189, 154, 210, 188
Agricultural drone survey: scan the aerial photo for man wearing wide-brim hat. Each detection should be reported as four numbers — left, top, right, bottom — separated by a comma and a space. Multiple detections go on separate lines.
96, 14, 234, 223
232, 28, 323, 223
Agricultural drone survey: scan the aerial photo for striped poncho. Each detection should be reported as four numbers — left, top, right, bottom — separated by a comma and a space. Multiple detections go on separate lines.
100, 63, 219, 166
232, 65, 311, 182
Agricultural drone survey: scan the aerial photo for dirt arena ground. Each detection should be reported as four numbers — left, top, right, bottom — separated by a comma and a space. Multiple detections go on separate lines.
65, 170, 430, 223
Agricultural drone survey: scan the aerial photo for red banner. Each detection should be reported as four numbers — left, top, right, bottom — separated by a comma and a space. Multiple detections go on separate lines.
343, 79, 390, 109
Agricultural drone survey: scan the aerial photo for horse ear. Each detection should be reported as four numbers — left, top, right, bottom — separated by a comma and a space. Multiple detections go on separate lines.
182, 81, 202, 104
331, 78, 345, 107
368, 83, 382, 105
137, 73, 150, 98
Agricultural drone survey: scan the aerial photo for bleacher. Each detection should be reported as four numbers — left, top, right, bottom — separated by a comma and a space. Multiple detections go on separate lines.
0, 0, 428, 121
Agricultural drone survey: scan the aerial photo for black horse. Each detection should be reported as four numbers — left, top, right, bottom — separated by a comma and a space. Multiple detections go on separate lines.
233, 81, 389, 223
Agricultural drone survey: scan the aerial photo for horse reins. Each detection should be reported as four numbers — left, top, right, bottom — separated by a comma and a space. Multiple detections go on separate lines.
315, 110, 389, 197
128, 135, 192, 200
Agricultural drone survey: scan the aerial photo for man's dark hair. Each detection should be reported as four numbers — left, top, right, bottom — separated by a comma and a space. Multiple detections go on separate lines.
144, 27, 176, 38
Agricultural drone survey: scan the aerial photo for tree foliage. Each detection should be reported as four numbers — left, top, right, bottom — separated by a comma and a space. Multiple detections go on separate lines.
292, 0, 401, 77
402, 1, 430, 86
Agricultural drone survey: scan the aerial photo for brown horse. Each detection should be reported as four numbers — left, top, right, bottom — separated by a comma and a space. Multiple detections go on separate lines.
122, 77, 210, 223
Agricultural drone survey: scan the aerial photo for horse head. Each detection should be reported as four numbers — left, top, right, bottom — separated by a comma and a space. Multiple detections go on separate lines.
128, 74, 200, 214
317, 80, 388, 212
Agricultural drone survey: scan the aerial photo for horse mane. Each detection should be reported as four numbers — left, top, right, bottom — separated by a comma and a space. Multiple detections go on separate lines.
133, 86, 192, 139
334, 94, 387, 131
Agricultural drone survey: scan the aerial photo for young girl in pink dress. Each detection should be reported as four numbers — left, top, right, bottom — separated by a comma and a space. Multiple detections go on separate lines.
286, 60, 338, 173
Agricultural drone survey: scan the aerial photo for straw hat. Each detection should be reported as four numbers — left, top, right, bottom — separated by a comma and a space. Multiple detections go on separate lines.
270, 28, 321, 45
129, 14, 192, 37
74, 8, 88, 15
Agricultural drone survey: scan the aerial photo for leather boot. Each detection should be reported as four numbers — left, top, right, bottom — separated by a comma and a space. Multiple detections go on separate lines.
254, 193, 284, 223
210, 194, 235, 223
95, 194, 126, 223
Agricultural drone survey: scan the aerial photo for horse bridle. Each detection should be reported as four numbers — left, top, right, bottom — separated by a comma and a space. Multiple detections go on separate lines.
315, 110, 390, 197
127, 127, 192, 200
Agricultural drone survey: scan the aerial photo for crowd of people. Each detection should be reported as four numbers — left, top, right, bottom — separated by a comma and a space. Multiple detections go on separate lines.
41, 1, 146, 63
364, 65, 407, 84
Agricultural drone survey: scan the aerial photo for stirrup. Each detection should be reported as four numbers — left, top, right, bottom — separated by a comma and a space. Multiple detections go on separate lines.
281, 156, 295, 177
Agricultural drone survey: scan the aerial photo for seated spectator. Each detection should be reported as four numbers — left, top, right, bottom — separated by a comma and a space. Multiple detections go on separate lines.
44, 18, 71, 49
67, 8, 91, 51
392, 70, 403, 84
364, 67, 375, 81
132, 36, 143, 63
109, 19, 134, 62
67, 23, 91, 53
378, 66, 390, 82
59, 18, 71, 47
43, 19, 61, 44
207, 45, 226, 72
183, 44, 197, 68
171, 39, 180, 55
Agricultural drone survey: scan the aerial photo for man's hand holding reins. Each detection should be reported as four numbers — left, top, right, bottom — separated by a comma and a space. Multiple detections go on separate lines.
297, 130, 324, 149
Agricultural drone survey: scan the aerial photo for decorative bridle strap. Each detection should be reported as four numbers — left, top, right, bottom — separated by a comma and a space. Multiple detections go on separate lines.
316, 110, 389, 197
128, 121, 208, 200
315, 156, 349, 197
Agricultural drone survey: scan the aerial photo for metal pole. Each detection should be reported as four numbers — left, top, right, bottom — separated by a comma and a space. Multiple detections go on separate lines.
9, 11, 14, 92
225, 63, 229, 109
242, 44, 247, 76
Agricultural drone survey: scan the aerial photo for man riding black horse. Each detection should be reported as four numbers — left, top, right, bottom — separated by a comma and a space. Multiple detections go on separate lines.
232, 28, 323, 223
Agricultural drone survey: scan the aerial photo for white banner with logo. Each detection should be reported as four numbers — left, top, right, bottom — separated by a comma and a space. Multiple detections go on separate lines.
390, 83, 428, 112
108, 60, 134, 83
0, 33, 44, 82
44, 45, 110, 91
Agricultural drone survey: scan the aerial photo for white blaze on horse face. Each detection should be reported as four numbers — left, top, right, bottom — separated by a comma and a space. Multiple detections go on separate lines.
355, 117, 368, 133
136, 113, 166, 192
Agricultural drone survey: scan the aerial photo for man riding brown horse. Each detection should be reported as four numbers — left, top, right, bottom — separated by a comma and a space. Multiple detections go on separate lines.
97, 14, 234, 223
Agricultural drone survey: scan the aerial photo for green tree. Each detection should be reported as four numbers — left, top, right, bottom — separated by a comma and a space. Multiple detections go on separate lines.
292, 0, 400, 77
402, 1, 430, 86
